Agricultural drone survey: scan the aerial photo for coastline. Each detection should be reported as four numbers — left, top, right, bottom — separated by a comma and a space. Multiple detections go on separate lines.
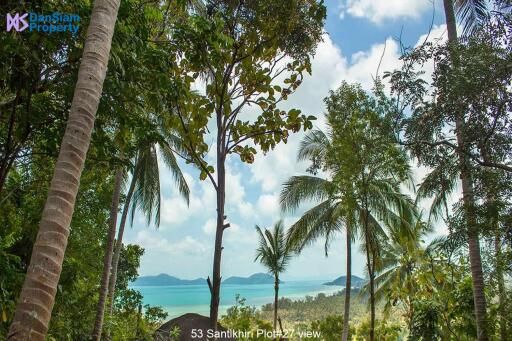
132, 280, 344, 318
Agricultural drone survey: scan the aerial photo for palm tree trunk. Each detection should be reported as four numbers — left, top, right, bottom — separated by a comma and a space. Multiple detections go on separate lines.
369, 251, 376, 341
480, 145, 507, 341
7, 1, 120, 339
273, 278, 279, 332
362, 207, 375, 341
107, 172, 137, 315
342, 228, 351, 341
495, 236, 507, 341
442, 2, 488, 340
92, 167, 123, 340
363, 236, 375, 341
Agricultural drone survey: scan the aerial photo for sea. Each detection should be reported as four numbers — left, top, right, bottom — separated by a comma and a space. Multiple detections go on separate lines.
132, 280, 343, 318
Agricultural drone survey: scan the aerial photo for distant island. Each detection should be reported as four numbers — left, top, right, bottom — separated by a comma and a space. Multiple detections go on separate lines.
132, 274, 205, 286
132, 273, 276, 286
223, 273, 275, 285
323, 275, 366, 287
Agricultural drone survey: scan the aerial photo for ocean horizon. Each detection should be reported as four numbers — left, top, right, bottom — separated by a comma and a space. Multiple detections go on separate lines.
132, 280, 344, 318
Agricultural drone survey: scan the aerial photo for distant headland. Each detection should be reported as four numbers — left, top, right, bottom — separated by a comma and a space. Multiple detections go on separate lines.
323, 275, 366, 287
132, 272, 276, 286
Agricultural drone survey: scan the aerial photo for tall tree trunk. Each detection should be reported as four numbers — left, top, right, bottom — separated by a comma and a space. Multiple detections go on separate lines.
368, 251, 375, 341
92, 167, 123, 340
7, 1, 120, 339
273, 278, 279, 332
363, 209, 375, 341
480, 146, 507, 341
442, 2, 489, 340
107, 172, 137, 315
342, 228, 352, 341
210, 135, 226, 333
495, 236, 507, 341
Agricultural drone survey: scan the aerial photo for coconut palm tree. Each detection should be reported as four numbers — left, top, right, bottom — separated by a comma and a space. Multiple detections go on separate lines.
92, 131, 190, 339
441, 1, 489, 339
254, 220, 293, 332
91, 162, 125, 341
282, 122, 416, 341
7, 1, 121, 339
106, 132, 190, 315
361, 214, 429, 329
281, 128, 355, 341
281, 174, 354, 341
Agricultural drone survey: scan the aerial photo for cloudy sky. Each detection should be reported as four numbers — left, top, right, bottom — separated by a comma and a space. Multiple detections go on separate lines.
124, 0, 452, 281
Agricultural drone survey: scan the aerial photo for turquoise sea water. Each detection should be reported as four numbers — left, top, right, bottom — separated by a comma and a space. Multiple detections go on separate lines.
133, 280, 342, 318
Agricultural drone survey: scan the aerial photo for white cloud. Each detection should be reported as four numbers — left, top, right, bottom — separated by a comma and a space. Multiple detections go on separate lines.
161, 196, 192, 225
202, 218, 217, 235
257, 194, 280, 218
249, 34, 404, 194
340, 0, 433, 24
238, 200, 256, 219
136, 230, 208, 256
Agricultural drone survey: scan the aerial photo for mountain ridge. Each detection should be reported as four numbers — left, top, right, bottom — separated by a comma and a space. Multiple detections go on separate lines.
223, 273, 275, 285
132, 273, 277, 286
323, 275, 366, 287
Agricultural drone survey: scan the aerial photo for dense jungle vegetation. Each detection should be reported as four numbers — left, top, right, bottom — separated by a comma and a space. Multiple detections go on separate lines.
1, 0, 511, 340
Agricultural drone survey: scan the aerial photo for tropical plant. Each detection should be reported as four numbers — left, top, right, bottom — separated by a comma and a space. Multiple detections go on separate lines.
106, 131, 190, 314
7, 1, 121, 339
280, 160, 353, 341
384, 2, 512, 339
221, 295, 273, 341
171, 0, 326, 330
254, 220, 293, 332
282, 82, 416, 341
361, 215, 430, 329
91, 164, 125, 340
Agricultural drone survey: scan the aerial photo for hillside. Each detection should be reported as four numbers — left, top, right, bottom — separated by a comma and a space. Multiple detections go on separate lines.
323, 275, 366, 287
132, 274, 205, 286
223, 273, 276, 285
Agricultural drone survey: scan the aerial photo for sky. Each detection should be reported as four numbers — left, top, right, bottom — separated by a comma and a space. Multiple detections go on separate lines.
123, 0, 454, 281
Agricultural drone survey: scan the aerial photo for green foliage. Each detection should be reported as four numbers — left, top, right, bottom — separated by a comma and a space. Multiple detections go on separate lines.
220, 295, 273, 341
409, 300, 442, 340
168, 0, 326, 179
0, 0, 181, 339
309, 315, 346, 340
352, 318, 403, 340
255, 220, 292, 279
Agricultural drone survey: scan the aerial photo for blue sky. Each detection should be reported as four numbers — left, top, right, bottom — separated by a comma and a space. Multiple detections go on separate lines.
124, 0, 451, 281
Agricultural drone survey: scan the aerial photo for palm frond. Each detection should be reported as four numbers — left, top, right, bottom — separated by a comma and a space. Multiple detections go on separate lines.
255, 221, 293, 277
417, 160, 458, 223
297, 129, 331, 162
130, 144, 161, 227
280, 176, 334, 213
158, 140, 190, 205
286, 200, 343, 253
454, 0, 489, 36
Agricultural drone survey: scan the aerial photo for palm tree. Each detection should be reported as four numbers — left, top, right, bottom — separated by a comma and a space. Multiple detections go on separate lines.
106, 133, 190, 317
282, 123, 416, 341
281, 175, 353, 340
441, 1, 489, 339
254, 220, 293, 332
91, 163, 125, 341
7, 1, 121, 339
91, 132, 189, 339
361, 215, 429, 329
281, 128, 354, 341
